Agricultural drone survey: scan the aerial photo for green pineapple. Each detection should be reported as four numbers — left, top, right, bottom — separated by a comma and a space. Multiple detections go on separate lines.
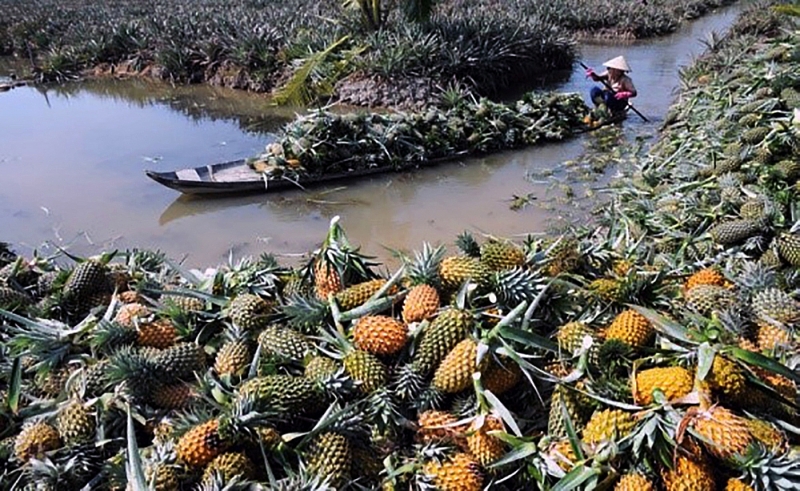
107, 346, 161, 403
686, 285, 737, 315
63, 260, 109, 300
741, 126, 770, 144
773, 160, 800, 182
439, 256, 490, 290
305, 432, 352, 488
228, 293, 272, 330
343, 349, 388, 395
753, 146, 773, 165
556, 322, 599, 364
738, 113, 761, 126
548, 384, 592, 437
776, 233, 800, 266
0, 286, 30, 310
304, 356, 341, 381
55, 401, 96, 445
780, 87, 800, 108
708, 219, 764, 244
411, 307, 472, 376
154, 343, 206, 381
238, 375, 322, 414
335, 278, 393, 311
257, 325, 315, 361
480, 239, 526, 271
202, 452, 255, 484
751, 288, 800, 324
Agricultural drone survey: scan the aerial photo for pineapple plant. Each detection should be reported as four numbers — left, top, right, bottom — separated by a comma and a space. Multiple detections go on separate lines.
741, 126, 770, 144
466, 414, 506, 466
582, 409, 636, 445
755, 319, 791, 351
432, 337, 488, 394
305, 432, 352, 488
615, 474, 654, 491
62, 259, 110, 300
257, 325, 315, 361
479, 239, 525, 271
144, 463, 179, 491
202, 451, 255, 484
352, 315, 407, 356
228, 293, 273, 330
214, 325, 253, 377
14, 421, 61, 462
633, 366, 693, 405
588, 278, 623, 302
605, 310, 654, 348
176, 419, 229, 467
114, 302, 150, 327
411, 307, 472, 376
55, 401, 96, 445
343, 348, 388, 394
746, 418, 787, 454
422, 452, 484, 491
543, 236, 580, 276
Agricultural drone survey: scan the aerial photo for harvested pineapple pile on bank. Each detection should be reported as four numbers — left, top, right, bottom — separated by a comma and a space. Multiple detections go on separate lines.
248, 91, 591, 182
2, 5, 800, 491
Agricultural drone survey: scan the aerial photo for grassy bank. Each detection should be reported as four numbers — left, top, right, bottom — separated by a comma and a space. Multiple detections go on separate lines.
1, 1, 799, 490
1, 0, 737, 108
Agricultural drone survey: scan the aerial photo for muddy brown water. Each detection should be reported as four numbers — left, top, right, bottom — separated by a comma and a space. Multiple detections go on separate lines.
0, 5, 741, 267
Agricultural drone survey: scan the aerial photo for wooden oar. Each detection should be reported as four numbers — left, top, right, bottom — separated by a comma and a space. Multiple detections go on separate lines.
579, 61, 649, 122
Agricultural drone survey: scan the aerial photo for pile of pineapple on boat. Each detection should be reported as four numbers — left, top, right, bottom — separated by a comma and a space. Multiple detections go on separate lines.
1, 4, 800, 491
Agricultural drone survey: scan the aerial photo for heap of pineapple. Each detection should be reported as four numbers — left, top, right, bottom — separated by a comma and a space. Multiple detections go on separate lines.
0, 4, 800, 491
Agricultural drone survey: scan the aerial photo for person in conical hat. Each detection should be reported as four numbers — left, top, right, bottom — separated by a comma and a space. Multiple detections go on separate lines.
585, 55, 637, 115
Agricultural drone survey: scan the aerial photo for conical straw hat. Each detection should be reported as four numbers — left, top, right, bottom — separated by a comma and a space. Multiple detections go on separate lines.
603, 56, 631, 72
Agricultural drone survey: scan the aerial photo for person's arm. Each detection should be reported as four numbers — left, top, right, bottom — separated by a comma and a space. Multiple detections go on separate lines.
614, 77, 637, 100
585, 68, 609, 82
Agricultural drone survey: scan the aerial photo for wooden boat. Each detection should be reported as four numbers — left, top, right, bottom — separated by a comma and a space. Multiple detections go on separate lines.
145, 155, 464, 195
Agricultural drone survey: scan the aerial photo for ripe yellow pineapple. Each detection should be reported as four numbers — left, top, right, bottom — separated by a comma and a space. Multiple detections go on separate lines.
423, 453, 484, 491
482, 358, 522, 395
724, 478, 754, 491
336, 279, 397, 310
605, 310, 654, 348
684, 268, 727, 291
634, 366, 693, 405
466, 415, 506, 466
588, 278, 623, 302
314, 260, 343, 300
582, 409, 636, 445
479, 240, 525, 271
137, 319, 178, 349
214, 327, 253, 377
439, 255, 490, 291
661, 453, 716, 491
202, 452, 255, 484
615, 474, 654, 491
755, 319, 791, 351
114, 302, 150, 327
687, 405, 753, 460
177, 419, 228, 467
416, 410, 466, 446
704, 356, 746, 402
352, 315, 407, 356
15, 421, 61, 462
548, 439, 576, 471
746, 418, 788, 454
402, 283, 440, 323
611, 259, 633, 277
144, 463, 179, 491
433, 338, 489, 394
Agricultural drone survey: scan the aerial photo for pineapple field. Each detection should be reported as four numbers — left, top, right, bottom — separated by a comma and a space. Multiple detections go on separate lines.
2, 1, 800, 491
1, 0, 736, 108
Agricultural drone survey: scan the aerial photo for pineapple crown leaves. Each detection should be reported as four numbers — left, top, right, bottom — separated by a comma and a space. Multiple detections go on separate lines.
289, 401, 369, 450
27, 442, 105, 489
455, 230, 481, 257
198, 473, 256, 491
307, 216, 379, 285
279, 293, 331, 335
729, 444, 800, 491
396, 242, 446, 288
106, 345, 161, 389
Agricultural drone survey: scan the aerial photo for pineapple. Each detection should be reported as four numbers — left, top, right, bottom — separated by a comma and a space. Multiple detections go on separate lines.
746, 418, 787, 454
238, 375, 321, 414
548, 439, 576, 471
741, 126, 770, 144
416, 410, 465, 445
423, 453, 484, 491
776, 233, 800, 266
114, 302, 150, 327
634, 366, 693, 405
708, 219, 764, 244
154, 343, 206, 381
688, 405, 753, 460
439, 256, 490, 291
751, 288, 800, 324
684, 268, 726, 291
588, 278, 623, 302
411, 307, 472, 376
352, 315, 407, 356
402, 284, 440, 324
144, 463, 179, 491
466, 414, 506, 466
686, 285, 737, 316
202, 452, 255, 484
176, 419, 228, 467
343, 349, 388, 394
661, 453, 716, 491
215, 326, 253, 377
556, 321, 600, 362
433, 338, 488, 394
137, 318, 178, 349
304, 356, 341, 381
151, 383, 194, 409
755, 319, 791, 351
482, 358, 522, 395
543, 236, 580, 276
548, 384, 592, 437
704, 356, 747, 402
605, 310, 654, 348
55, 401, 96, 445
724, 478, 754, 491
335, 278, 395, 310
615, 474, 654, 491
582, 409, 636, 445
228, 293, 272, 330
0, 286, 31, 309
257, 325, 314, 361
15, 421, 61, 462
479, 240, 525, 271
63, 260, 109, 300
314, 260, 343, 300
306, 432, 351, 488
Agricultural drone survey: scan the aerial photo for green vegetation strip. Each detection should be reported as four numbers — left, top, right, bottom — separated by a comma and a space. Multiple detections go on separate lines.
1, 2, 800, 490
